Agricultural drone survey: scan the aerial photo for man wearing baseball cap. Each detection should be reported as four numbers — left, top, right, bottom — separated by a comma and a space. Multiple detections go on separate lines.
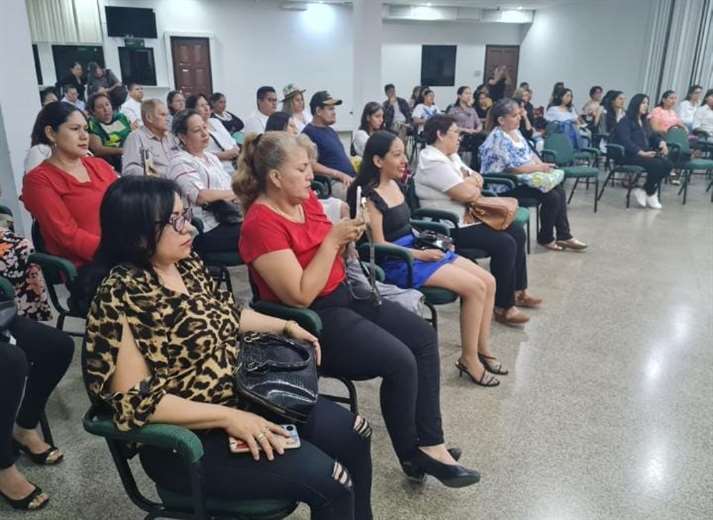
302, 91, 354, 194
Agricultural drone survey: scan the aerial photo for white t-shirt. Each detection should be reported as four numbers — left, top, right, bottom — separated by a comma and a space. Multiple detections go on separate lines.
678, 100, 700, 128
692, 104, 713, 134
207, 118, 238, 175
352, 129, 369, 157
292, 109, 312, 133
165, 150, 233, 232
243, 110, 269, 135
412, 104, 440, 132
415, 145, 473, 227
121, 97, 143, 127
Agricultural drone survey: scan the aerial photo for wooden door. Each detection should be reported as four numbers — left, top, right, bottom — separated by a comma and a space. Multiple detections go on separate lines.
484, 45, 520, 98
171, 37, 212, 96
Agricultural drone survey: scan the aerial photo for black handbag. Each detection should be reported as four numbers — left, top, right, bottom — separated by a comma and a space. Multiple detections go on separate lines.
413, 229, 453, 253
204, 200, 242, 226
233, 332, 318, 423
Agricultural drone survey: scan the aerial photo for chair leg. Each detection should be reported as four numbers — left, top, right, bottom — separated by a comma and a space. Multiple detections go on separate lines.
425, 301, 438, 333
39, 412, 54, 446
56, 313, 65, 332
526, 217, 531, 254
594, 178, 599, 213
682, 169, 689, 205
597, 171, 613, 201
567, 178, 579, 204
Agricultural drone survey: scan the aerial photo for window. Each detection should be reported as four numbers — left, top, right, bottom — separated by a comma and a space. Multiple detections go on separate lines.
421, 45, 457, 87
32, 45, 42, 85
51, 45, 104, 84
118, 47, 157, 86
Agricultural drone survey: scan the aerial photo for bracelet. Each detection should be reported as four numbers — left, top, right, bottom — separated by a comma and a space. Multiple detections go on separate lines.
282, 320, 297, 337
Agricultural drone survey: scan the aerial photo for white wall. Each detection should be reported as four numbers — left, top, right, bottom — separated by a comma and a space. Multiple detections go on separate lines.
518, 0, 654, 108
382, 21, 522, 108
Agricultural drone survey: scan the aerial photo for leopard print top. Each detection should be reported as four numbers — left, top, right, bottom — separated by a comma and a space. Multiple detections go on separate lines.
84, 253, 242, 431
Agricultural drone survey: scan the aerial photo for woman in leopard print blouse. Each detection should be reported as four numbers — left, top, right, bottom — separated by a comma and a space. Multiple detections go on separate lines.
83, 176, 373, 520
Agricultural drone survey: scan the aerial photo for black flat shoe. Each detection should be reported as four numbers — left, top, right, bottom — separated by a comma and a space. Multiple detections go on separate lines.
401, 450, 480, 488
13, 440, 63, 465
401, 448, 463, 482
0, 483, 49, 511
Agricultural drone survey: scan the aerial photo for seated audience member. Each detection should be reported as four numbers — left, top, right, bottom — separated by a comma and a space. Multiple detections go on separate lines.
86, 62, 121, 98
599, 90, 626, 135
186, 93, 241, 175
545, 87, 586, 148
487, 66, 510, 102
266, 111, 299, 135
512, 89, 537, 143
281, 84, 312, 133
302, 91, 355, 192
648, 90, 686, 134
416, 115, 540, 325
87, 92, 132, 171
678, 85, 703, 130
475, 90, 493, 121
349, 130, 509, 386
40, 88, 58, 106
412, 88, 440, 133
447, 86, 482, 168
55, 61, 85, 102
352, 102, 384, 157
121, 100, 180, 177
83, 175, 372, 520
611, 94, 672, 209
243, 86, 278, 135
581, 86, 604, 133
236, 131, 480, 488
409, 85, 423, 109
166, 109, 240, 254
166, 90, 185, 130
519, 81, 530, 90
25, 111, 54, 174
23, 102, 117, 266
120, 81, 144, 128
60, 85, 85, 112
480, 98, 587, 252
0, 305, 73, 510
382, 84, 412, 134
210, 92, 244, 135
692, 89, 713, 136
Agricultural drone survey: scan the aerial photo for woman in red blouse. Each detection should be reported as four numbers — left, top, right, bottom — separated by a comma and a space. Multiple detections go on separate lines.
22, 102, 117, 266
237, 132, 480, 489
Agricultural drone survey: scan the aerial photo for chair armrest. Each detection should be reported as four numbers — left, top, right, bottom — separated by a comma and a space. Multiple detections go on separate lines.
311, 179, 330, 199
541, 149, 558, 163
692, 128, 710, 139
482, 176, 516, 192
28, 252, 78, 285
410, 219, 451, 236
579, 146, 601, 158
358, 242, 414, 287
412, 208, 460, 228
483, 172, 520, 184
251, 300, 323, 336
314, 175, 333, 197
82, 411, 205, 464
605, 143, 625, 161
667, 142, 683, 162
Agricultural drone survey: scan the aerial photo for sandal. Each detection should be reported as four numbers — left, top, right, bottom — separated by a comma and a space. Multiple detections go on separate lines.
478, 353, 509, 375
456, 360, 500, 387
542, 241, 564, 251
14, 440, 64, 465
0, 483, 49, 511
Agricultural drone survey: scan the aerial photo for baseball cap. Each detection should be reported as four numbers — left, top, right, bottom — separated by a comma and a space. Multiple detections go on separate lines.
309, 91, 342, 113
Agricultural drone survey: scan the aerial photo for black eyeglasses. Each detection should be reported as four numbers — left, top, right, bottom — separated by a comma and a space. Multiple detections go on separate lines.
160, 207, 193, 232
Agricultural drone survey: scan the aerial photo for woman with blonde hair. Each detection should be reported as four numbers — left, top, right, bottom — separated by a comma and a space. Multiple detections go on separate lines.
281, 84, 312, 132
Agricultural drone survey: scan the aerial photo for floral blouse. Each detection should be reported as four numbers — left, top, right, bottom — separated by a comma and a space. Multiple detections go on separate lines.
479, 127, 534, 175
84, 253, 242, 430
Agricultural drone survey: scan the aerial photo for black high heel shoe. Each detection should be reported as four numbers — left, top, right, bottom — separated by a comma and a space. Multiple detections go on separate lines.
0, 483, 49, 511
456, 359, 500, 387
401, 448, 463, 482
401, 450, 480, 488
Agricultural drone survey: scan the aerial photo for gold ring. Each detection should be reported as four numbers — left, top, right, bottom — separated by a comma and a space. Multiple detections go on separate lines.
256, 433, 266, 441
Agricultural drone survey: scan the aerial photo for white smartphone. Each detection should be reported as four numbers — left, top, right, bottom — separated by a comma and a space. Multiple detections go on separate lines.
229, 424, 301, 454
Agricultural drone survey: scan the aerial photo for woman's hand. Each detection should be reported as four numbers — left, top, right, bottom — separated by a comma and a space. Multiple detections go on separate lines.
284, 321, 321, 366
223, 409, 291, 461
325, 218, 366, 249
658, 142, 669, 156
414, 249, 445, 262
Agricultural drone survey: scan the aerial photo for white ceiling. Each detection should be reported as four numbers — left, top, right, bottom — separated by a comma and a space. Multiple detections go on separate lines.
320, 0, 596, 9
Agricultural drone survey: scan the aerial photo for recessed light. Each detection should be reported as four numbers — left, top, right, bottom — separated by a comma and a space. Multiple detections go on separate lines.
426, 2, 432, 6
517, 5, 523, 9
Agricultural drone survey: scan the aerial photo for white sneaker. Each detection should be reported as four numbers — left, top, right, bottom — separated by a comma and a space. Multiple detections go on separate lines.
631, 188, 647, 208
646, 193, 662, 209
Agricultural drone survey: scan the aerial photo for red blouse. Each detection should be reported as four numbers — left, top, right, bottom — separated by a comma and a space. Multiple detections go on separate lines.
239, 191, 345, 303
22, 157, 117, 266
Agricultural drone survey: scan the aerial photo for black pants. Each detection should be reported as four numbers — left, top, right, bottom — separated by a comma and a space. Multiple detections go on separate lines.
460, 134, 485, 170
0, 316, 74, 468
504, 184, 573, 245
455, 223, 527, 308
625, 155, 673, 195
311, 284, 442, 461
140, 398, 372, 520
194, 223, 241, 255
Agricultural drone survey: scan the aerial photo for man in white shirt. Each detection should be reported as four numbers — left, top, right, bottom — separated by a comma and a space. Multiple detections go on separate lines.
61, 85, 85, 112
243, 86, 277, 134
121, 81, 144, 128
122, 99, 180, 176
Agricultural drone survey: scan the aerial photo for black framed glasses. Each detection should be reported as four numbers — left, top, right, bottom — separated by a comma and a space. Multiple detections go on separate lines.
161, 207, 193, 232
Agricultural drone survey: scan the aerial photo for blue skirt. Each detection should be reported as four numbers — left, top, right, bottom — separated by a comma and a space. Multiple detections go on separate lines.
382, 234, 458, 289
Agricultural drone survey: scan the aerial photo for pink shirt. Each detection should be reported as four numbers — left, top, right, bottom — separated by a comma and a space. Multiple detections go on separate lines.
648, 107, 683, 133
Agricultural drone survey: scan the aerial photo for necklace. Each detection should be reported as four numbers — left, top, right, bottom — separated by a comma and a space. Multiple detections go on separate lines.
262, 198, 304, 222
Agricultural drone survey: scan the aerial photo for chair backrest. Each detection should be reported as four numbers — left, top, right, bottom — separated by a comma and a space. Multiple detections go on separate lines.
0, 204, 13, 217
606, 143, 626, 163
666, 127, 690, 155
31, 220, 47, 253
405, 175, 420, 211
543, 132, 575, 165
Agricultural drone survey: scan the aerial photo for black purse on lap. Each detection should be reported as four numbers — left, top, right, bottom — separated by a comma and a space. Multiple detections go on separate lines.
233, 332, 318, 423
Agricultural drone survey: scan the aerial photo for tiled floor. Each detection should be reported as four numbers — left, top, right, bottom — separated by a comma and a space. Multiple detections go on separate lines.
4, 179, 713, 519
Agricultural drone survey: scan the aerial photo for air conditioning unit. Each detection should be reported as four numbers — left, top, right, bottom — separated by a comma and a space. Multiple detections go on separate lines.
280, 2, 309, 11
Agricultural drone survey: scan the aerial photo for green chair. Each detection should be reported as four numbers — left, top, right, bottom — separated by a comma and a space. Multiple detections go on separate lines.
0, 275, 55, 446
597, 144, 647, 208
666, 127, 713, 204
30, 221, 83, 336
311, 178, 331, 199
542, 131, 601, 212
191, 218, 243, 294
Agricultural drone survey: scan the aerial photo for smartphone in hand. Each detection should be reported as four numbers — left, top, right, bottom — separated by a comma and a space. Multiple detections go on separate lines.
229, 424, 301, 454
